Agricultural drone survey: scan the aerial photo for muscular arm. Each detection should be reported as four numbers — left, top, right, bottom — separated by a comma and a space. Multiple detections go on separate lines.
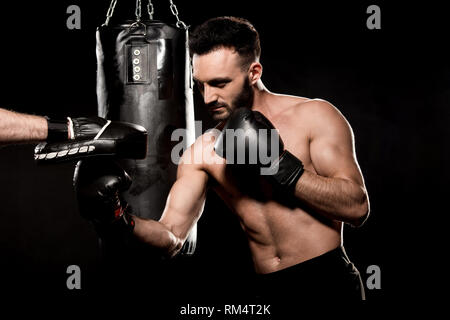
131, 141, 209, 257
0, 108, 48, 144
293, 100, 369, 227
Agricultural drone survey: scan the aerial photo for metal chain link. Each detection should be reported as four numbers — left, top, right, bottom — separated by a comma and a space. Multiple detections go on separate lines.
168, 0, 187, 29
135, 0, 142, 22
104, 0, 184, 26
104, 0, 118, 26
147, 0, 154, 20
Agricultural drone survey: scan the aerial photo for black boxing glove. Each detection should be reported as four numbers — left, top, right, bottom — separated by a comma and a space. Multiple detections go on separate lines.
35, 116, 147, 164
73, 159, 135, 238
214, 107, 304, 193
46, 116, 115, 141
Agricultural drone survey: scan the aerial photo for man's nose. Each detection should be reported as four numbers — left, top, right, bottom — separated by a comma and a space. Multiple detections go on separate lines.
203, 85, 217, 105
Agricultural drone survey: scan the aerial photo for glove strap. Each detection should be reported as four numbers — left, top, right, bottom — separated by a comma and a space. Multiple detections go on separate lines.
96, 204, 135, 239
270, 150, 304, 193
117, 206, 136, 233
45, 117, 69, 141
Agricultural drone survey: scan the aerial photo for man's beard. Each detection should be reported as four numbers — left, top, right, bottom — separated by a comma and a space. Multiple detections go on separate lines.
208, 77, 254, 122
232, 76, 254, 111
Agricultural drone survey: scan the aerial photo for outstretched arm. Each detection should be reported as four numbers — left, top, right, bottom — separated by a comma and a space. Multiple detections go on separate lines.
0, 108, 48, 144
132, 142, 209, 257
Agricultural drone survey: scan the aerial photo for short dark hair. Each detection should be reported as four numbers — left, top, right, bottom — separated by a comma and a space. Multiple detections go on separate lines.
189, 16, 261, 69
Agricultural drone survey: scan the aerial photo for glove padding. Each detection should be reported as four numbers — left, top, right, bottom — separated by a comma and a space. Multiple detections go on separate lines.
34, 117, 147, 164
214, 107, 304, 193
74, 159, 135, 237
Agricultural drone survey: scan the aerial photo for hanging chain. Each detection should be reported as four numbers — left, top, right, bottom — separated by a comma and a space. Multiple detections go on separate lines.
168, 0, 187, 29
147, 0, 154, 20
135, 0, 142, 22
104, 0, 184, 26
104, 0, 118, 26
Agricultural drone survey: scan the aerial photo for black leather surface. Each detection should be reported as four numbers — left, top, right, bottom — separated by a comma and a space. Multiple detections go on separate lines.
96, 20, 197, 254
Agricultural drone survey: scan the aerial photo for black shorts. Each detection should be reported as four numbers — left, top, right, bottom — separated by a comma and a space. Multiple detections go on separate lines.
254, 246, 365, 306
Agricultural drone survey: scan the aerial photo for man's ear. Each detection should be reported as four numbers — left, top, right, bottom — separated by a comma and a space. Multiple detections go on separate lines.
248, 62, 263, 85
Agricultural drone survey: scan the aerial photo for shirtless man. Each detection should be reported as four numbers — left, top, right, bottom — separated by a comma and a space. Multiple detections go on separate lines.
74, 16, 370, 303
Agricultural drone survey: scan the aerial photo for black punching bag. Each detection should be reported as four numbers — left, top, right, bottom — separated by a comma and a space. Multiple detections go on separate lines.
96, 2, 197, 255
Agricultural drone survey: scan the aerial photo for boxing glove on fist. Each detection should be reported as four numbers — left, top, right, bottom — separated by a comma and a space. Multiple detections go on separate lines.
73, 159, 135, 237
35, 116, 148, 164
214, 107, 304, 193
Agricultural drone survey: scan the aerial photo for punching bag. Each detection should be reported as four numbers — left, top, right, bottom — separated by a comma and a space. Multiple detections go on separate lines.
96, 0, 197, 255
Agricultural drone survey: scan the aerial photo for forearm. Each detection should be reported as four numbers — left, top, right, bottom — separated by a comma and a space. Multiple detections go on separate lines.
132, 216, 183, 257
294, 170, 369, 226
0, 108, 49, 144
129, 152, 207, 257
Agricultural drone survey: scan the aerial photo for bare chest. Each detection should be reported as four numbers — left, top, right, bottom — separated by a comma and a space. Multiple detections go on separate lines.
203, 117, 315, 214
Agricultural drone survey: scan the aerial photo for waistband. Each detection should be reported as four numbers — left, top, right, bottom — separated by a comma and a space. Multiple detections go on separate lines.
256, 245, 354, 280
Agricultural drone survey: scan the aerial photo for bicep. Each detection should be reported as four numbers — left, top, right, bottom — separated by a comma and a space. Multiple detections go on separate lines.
308, 102, 364, 186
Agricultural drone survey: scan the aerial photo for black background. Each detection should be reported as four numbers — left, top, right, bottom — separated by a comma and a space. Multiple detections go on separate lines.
0, 0, 447, 308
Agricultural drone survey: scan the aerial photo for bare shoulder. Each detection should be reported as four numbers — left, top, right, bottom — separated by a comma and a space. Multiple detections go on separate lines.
283, 98, 352, 136
270, 95, 335, 117
178, 128, 223, 173
288, 98, 344, 119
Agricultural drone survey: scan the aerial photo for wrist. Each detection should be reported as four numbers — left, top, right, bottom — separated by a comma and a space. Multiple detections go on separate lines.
111, 203, 135, 232
268, 150, 304, 193
95, 209, 135, 239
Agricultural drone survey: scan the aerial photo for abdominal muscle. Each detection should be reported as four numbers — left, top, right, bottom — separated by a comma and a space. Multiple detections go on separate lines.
214, 184, 342, 274
202, 130, 341, 275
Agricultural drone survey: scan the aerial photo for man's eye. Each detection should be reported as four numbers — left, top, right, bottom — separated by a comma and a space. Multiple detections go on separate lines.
215, 83, 226, 88
196, 82, 204, 91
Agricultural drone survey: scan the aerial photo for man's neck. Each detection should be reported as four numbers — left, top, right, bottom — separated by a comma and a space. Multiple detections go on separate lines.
251, 80, 274, 115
